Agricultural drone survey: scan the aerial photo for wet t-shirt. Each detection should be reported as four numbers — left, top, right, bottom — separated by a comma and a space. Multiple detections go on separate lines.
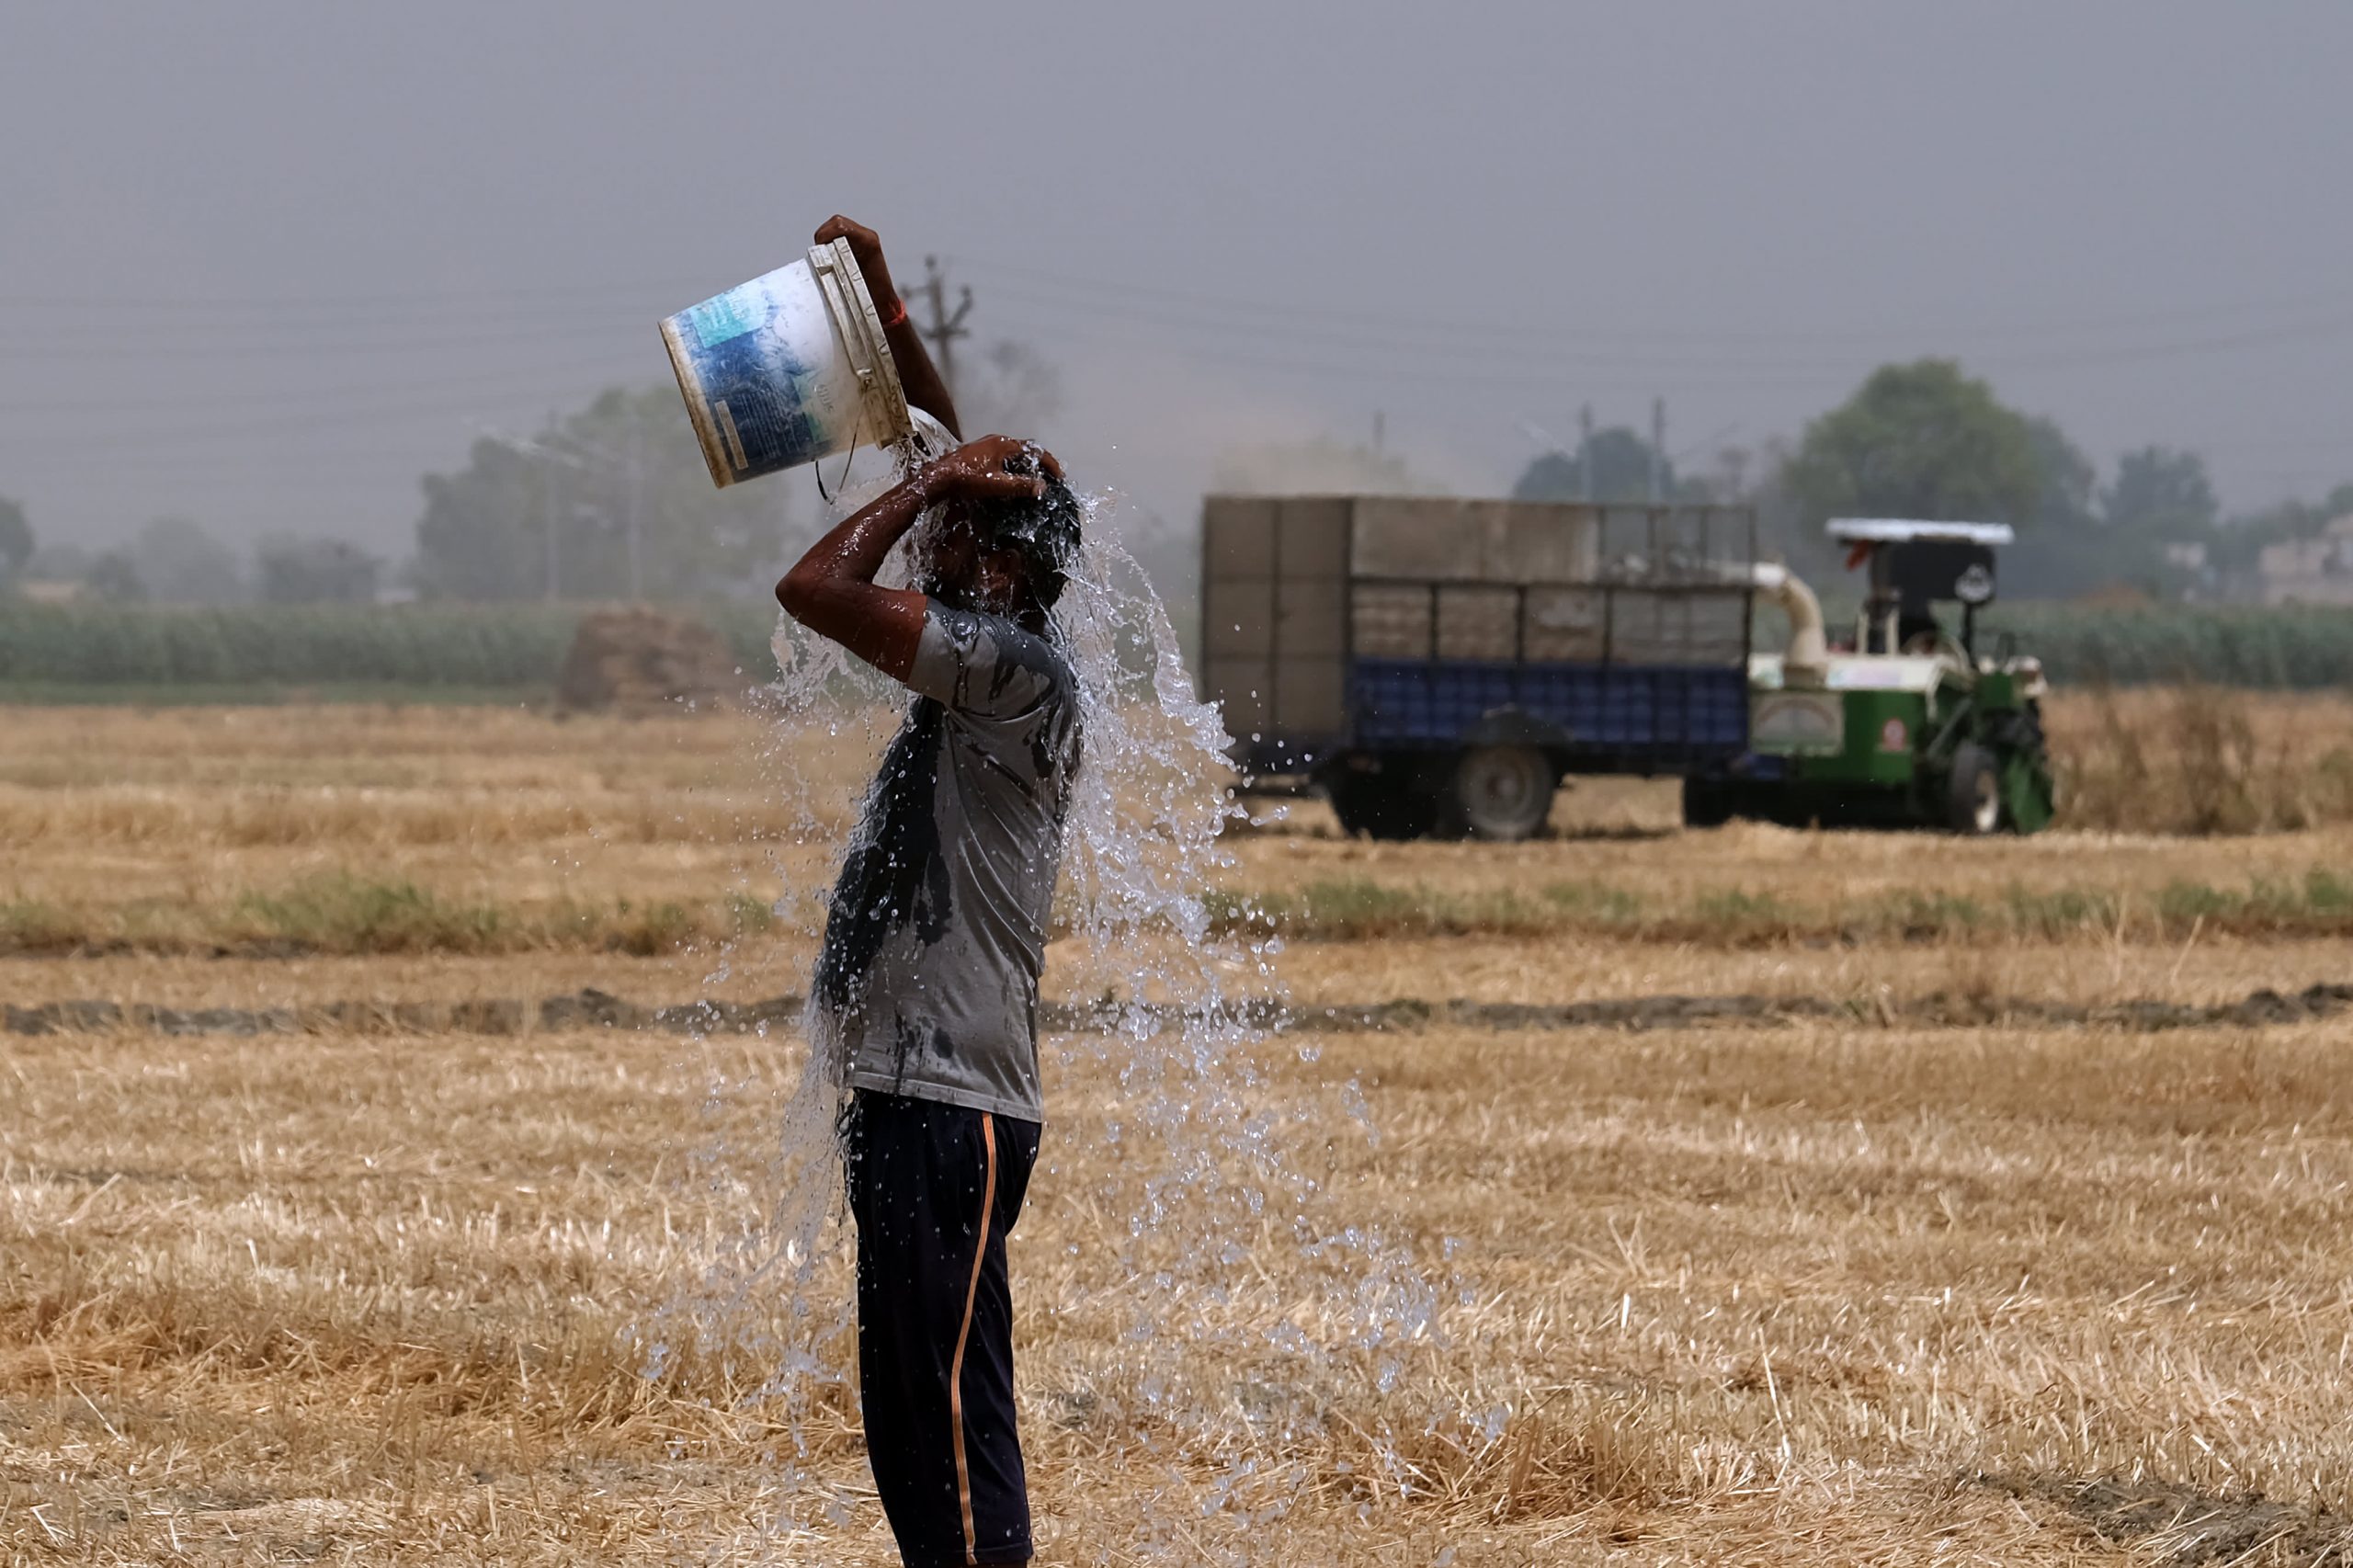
816, 603, 1080, 1120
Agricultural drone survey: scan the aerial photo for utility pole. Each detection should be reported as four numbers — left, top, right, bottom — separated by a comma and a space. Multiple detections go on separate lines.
1648, 397, 1666, 504
541, 465, 562, 602
542, 410, 561, 603
920, 255, 973, 402
623, 404, 644, 603
1578, 404, 1595, 502
1371, 409, 1385, 455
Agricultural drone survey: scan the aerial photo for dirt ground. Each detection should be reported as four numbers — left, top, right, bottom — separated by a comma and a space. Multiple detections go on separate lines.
6, 704, 2353, 1563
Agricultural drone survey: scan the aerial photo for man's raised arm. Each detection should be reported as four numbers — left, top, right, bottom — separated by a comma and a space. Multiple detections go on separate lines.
814, 216, 961, 442
776, 437, 1047, 681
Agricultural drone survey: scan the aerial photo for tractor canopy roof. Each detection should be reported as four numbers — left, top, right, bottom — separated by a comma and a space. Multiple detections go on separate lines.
1826, 518, 2015, 548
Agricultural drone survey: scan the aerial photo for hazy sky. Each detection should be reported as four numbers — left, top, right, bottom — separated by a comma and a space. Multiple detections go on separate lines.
6, 1, 2350, 560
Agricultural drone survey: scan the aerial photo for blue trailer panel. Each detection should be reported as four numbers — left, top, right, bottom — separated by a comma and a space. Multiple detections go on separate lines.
1350, 659, 1749, 765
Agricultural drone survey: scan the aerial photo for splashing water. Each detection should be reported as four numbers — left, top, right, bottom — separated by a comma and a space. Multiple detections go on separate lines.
640, 467, 1464, 1558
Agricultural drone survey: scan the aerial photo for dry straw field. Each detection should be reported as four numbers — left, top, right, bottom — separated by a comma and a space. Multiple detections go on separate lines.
7, 694, 2353, 1564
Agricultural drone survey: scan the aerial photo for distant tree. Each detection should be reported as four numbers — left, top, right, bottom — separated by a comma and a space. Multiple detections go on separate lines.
84, 551, 147, 603
134, 517, 248, 604
2024, 415, 2097, 533
25, 542, 97, 583
1738, 437, 1842, 577
2104, 446, 2218, 536
1513, 426, 1673, 505
411, 436, 544, 601
1784, 359, 2041, 528
0, 495, 31, 585
256, 537, 380, 604
2002, 415, 2118, 598
413, 385, 786, 602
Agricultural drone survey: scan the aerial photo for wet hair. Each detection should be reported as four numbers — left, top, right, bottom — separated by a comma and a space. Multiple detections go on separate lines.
964, 450, 1083, 610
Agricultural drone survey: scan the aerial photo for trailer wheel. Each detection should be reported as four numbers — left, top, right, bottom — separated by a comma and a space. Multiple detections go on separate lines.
1443, 746, 1556, 841
1327, 774, 1438, 841
1947, 744, 2002, 835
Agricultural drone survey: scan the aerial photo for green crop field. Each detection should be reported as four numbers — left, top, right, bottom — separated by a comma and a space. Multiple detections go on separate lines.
3, 599, 2349, 699
0, 603, 779, 696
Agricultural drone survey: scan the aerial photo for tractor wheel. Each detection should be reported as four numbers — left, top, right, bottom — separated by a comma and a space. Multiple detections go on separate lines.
1327, 772, 1438, 841
1946, 743, 2003, 835
1994, 701, 2057, 834
1441, 746, 1556, 841
1681, 776, 1737, 828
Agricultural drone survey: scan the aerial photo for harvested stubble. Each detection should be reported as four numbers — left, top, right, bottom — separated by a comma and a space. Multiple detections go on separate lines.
8, 701, 2353, 1563
1210, 868, 2353, 947
7, 1019, 2353, 1563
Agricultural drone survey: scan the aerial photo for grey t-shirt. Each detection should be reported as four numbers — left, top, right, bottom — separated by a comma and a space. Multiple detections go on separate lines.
815, 603, 1080, 1121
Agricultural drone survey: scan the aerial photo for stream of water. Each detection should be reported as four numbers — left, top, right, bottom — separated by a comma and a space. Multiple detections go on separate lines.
639, 472, 1467, 1560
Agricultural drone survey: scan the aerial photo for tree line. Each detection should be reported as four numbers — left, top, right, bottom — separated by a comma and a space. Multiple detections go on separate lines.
1512, 358, 2347, 602
0, 335, 1070, 608
0, 500, 383, 607
0, 387, 788, 608
3, 354, 2346, 608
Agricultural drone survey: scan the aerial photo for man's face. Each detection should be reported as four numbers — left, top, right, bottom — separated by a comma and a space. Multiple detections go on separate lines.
921, 502, 1030, 615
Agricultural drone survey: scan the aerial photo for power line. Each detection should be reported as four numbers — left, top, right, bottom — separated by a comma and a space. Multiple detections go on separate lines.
975, 272, 2353, 377
960, 252, 2353, 351
4, 255, 2340, 385
0, 349, 657, 416
977, 289, 2353, 394
3, 252, 2346, 360
0, 319, 655, 360
0, 293, 703, 344
0, 389, 640, 455
0, 275, 713, 312
981, 311, 1858, 393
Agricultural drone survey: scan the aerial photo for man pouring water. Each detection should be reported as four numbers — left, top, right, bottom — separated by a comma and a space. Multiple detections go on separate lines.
776, 216, 1082, 1568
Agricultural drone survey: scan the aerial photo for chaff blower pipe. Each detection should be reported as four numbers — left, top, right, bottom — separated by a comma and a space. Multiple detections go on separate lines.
1751, 562, 1829, 687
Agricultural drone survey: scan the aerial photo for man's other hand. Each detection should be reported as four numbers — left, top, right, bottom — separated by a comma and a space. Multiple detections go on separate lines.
815, 215, 899, 315
922, 437, 1063, 503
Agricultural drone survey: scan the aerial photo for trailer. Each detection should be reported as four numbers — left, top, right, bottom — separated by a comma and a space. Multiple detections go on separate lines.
1199, 494, 1759, 840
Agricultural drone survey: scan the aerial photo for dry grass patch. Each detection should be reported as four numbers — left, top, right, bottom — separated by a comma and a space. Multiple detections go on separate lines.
1209, 867, 2353, 947
2055, 685, 2353, 835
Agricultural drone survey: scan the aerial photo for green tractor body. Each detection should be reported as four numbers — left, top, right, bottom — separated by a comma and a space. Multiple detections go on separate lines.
1687, 520, 2057, 835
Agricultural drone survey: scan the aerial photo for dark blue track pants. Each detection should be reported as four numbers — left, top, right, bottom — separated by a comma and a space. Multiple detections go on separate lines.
844, 1090, 1040, 1567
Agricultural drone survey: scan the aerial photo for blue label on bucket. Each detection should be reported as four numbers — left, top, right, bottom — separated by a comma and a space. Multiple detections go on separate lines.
665, 257, 868, 484
686, 283, 767, 349
668, 306, 824, 476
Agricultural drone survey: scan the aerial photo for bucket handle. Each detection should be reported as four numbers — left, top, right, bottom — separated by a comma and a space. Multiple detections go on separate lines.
813, 410, 865, 506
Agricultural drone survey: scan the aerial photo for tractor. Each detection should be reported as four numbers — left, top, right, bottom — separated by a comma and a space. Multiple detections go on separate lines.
1683, 518, 2056, 835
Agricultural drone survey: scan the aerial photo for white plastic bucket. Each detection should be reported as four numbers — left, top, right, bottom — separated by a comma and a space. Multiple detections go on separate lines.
660, 239, 915, 489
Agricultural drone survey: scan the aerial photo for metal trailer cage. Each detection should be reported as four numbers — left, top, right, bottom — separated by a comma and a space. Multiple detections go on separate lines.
1200, 495, 1757, 781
